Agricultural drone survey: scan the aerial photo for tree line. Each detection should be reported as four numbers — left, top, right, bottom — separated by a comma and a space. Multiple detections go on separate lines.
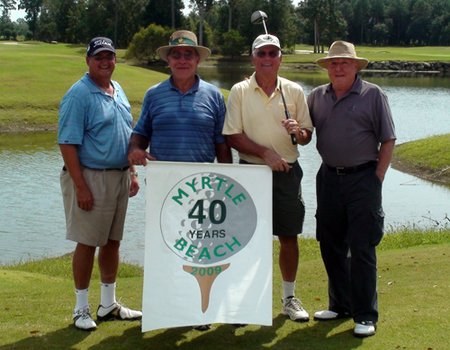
1, 0, 450, 59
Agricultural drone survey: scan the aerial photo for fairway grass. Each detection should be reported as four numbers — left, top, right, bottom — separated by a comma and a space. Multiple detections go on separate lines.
1, 231, 450, 350
1, 41, 448, 132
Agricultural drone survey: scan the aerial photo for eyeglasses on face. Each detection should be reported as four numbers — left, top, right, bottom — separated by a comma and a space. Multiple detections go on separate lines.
92, 54, 115, 61
169, 50, 197, 60
255, 49, 280, 58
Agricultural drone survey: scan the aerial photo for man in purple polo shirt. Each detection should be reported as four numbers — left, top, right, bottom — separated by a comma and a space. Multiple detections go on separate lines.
307, 41, 396, 338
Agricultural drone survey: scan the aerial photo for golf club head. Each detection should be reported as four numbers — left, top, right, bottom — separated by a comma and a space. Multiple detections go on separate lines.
251, 10, 269, 34
251, 10, 268, 24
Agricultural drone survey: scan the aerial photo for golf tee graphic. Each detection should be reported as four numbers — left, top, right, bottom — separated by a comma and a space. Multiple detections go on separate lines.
142, 162, 273, 332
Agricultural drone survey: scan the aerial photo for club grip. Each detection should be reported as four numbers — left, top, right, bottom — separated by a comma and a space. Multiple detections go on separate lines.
291, 134, 297, 145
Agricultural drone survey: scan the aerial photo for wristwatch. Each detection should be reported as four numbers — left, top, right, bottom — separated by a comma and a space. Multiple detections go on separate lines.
130, 171, 138, 177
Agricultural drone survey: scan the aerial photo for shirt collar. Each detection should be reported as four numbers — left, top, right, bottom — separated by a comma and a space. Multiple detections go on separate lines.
82, 73, 116, 96
250, 72, 281, 91
169, 73, 200, 94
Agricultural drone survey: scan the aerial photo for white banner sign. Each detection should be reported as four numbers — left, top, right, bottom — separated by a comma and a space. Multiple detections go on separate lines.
142, 162, 273, 332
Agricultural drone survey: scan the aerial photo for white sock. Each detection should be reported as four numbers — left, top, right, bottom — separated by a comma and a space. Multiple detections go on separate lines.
75, 288, 89, 310
282, 280, 296, 300
100, 282, 116, 307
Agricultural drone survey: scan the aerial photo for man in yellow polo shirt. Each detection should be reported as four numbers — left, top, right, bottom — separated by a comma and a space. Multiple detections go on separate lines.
223, 34, 313, 322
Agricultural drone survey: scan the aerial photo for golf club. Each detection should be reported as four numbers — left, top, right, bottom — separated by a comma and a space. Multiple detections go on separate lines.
251, 10, 268, 35
251, 10, 297, 145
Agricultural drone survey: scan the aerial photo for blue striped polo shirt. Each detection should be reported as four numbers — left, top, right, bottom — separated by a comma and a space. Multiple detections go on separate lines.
133, 74, 226, 162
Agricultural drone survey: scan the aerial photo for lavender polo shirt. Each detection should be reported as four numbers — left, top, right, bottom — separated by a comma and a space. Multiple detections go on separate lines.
307, 75, 396, 168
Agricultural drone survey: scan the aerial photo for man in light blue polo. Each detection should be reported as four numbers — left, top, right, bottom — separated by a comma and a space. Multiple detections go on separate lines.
59, 37, 142, 331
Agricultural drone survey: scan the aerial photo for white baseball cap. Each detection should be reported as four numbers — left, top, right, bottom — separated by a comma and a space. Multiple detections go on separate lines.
252, 34, 281, 51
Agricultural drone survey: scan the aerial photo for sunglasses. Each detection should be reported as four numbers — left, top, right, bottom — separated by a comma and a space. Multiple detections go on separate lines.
170, 50, 197, 60
255, 50, 280, 58
92, 54, 115, 61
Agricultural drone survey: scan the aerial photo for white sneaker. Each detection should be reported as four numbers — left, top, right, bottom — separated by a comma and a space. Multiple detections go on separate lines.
97, 302, 142, 321
314, 309, 351, 321
314, 310, 339, 320
354, 321, 377, 337
281, 297, 309, 322
73, 307, 97, 331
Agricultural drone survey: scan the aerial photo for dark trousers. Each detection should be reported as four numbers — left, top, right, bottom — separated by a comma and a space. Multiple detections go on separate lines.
316, 163, 384, 323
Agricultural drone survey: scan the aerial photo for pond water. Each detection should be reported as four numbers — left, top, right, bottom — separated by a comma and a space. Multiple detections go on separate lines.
1, 68, 449, 267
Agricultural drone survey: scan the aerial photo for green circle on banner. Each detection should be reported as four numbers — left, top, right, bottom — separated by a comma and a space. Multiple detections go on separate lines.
160, 172, 257, 264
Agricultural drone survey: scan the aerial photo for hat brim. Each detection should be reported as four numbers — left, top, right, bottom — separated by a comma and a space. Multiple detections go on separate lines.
316, 57, 368, 71
253, 42, 281, 50
156, 45, 211, 62
90, 47, 116, 56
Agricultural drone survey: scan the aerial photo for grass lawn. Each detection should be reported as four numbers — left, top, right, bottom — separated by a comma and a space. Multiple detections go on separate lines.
392, 134, 450, 186
1, 41, 449, 132
1, 229, 450, 350
291, 44, 450, 63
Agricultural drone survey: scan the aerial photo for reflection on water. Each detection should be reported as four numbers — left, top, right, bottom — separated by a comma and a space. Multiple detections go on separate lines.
1, 70, 449, 267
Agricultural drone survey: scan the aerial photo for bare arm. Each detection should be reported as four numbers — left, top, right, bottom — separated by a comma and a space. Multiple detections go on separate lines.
226, 134, 290, 172
59, 144, 93, 211
215, 142, 232, 163
376, 139, 395, 182
129, 165, 139, 198
128, 133, 156, 166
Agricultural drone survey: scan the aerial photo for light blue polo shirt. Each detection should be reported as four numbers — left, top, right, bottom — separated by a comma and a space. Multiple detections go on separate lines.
133, 74, 226, 162
58, 73, 133, 169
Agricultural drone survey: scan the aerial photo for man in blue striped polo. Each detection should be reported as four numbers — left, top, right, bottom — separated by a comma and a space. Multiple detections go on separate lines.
128, 30, 231, 165
127, 30, 231, 330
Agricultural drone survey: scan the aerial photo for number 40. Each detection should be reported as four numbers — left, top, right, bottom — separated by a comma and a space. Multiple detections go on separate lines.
188, 200, 226, 224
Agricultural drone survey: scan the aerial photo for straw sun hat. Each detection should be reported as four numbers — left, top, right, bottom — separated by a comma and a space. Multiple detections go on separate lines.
316, 41, 369, 71
156, 30, 211, 62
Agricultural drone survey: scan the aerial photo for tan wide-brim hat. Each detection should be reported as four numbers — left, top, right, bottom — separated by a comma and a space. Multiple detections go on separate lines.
316, 41, 369, 71
156, 30, 211, 62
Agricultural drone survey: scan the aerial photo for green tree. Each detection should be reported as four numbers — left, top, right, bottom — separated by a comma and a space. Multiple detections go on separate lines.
18, 0, 42, 39
0, 0, 16, 16
353, 0, 370, 43
372, 22, 389, 45
65, 0, 87, 44
408, 0, 432, 45
300, 0, 346, 51
142, 0, 184, 29
190, 0, 215, 46
221, 29, 245, 58
387, 0, 410, 45
125, 23, 171, 61
13, 17, 28, 37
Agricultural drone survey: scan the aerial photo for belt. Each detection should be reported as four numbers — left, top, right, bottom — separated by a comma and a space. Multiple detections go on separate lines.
239, 159, 298, 166
62, 165, 130, 171
326, 161, 377, 175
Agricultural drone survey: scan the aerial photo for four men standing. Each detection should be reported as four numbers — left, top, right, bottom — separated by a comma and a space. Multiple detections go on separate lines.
59, 32, 394, 338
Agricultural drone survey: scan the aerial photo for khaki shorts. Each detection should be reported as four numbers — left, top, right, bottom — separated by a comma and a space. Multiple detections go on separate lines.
60, 166, 131, 247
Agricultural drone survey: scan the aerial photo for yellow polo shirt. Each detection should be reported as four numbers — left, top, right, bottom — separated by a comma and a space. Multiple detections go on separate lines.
223, 73, 313, 164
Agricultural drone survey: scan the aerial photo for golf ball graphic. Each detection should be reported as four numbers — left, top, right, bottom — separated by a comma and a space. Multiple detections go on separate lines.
160, 172, 257, 264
